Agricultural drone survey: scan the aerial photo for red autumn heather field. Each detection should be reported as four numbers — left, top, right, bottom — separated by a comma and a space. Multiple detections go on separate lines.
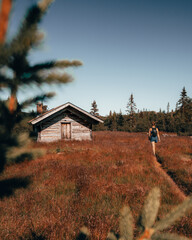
0, 131, 191, 239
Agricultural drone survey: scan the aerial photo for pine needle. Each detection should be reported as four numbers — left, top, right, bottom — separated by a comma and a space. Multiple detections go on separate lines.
54, 60, 83, 68
79, 226, 90, 236
20, 92, 55, 109
76, 226, 90, 240
38, 0, 55, 12
154, 196, 192, 231
45, 72, 73, 84
107, 232, 118, 240
152, 232, 190, 240
119, 206, 134, 240
141, 187, 161, 229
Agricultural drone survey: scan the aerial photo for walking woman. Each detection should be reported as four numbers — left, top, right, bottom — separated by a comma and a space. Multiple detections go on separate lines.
148, 122, 160, 155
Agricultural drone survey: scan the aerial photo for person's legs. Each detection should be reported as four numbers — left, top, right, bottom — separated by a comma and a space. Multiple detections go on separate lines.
151, 141, 156, 155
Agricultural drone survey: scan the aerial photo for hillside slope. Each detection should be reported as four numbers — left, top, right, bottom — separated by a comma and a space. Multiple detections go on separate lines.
0, 132, 191, 239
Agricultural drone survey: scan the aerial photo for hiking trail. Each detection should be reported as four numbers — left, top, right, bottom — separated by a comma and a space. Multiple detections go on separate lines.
152, 155, 186, 201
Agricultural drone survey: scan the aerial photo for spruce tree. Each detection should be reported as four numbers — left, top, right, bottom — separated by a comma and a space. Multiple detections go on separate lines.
116, 110, 124, 131
126, 93, 137, 130
104, 111, 113, 130
111, 111, 117, 131
177, 87, 189, 116
175, 87, 192, 134
167, 102, 170, 113
90, 100, 99, 116
0, 0, 82, 172
126, 94, 137, 115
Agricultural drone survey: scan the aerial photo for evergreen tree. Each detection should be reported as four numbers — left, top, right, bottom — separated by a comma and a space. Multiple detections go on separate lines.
126, 94, 137, 115
90, 100, 99, 116
126, 94, 137, 130
167, 102, 170, 113
0, 0, 82, 172
164, 112, 175, 132
156, 112, 166, 132
111, 111, 117, 131
116, 110, 124, 131
104, 112, 113, 130
177, 87, 189, 116
175, 87, 192, 134
175, 102, 179, 111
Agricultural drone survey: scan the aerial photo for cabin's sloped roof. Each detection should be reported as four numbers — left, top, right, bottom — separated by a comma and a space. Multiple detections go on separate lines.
29, 102, 103, 125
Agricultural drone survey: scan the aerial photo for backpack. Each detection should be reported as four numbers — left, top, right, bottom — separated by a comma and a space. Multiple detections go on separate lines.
151, 127, 157, 137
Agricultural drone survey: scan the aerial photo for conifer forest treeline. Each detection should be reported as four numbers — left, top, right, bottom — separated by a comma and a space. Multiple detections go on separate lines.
92, 87, 192, 135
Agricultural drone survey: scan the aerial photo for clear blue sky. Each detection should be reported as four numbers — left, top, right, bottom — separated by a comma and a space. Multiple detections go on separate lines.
6, 0, 192, 116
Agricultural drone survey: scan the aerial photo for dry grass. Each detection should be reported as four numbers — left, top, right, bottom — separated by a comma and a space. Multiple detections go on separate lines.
0, 131, 191, 239
157, 134, 192, 195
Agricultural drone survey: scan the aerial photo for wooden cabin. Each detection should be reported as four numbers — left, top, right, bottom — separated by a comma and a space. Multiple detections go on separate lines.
29, 102, 103, 142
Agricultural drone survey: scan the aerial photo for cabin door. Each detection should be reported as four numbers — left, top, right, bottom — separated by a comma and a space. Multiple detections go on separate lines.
61, 123, 71, 140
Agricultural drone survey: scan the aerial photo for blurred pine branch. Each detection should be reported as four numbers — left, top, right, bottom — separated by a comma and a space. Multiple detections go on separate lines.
77, 188, 192, 240
0, 0, 82, 172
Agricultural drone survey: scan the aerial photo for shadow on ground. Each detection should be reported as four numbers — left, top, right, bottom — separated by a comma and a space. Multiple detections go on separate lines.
155, 154, 163, 165
155, 154, 191, 195
0, 176, 31, 199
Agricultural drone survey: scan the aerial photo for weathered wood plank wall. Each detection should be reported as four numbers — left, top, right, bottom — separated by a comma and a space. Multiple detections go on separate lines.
36, 111, 92, 142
